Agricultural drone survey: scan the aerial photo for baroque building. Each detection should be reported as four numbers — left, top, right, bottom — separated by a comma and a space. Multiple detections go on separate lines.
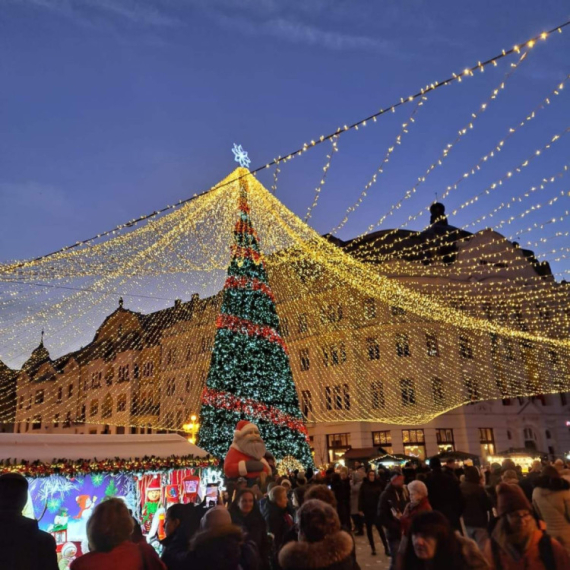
11, 204, 570, 465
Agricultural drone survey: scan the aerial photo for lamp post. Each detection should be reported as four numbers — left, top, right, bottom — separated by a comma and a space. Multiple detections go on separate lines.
183, 414, 200, 445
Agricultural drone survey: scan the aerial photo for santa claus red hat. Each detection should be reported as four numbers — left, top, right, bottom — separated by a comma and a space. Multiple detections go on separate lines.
147, 477, 161, 491
235, 420, 257, 437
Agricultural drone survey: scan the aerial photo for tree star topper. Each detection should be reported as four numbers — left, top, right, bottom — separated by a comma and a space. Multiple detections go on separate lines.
232, 144, 251, 169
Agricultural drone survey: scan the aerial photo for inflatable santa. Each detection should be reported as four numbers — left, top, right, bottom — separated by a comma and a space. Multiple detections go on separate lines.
224, 420, 271, 480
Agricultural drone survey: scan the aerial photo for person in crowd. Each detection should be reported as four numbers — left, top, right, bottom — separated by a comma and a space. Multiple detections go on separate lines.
188, 505, 259, 570
70, 498, 165, 570
402, 511, 490, 570
443, 458, 458, 480
484, 482, 570, 570
263, 485, 294, 560
520, 461, 543, 503
230, 488, 271, 570
400, 480, 432, 539
532, 465, 570, 556
279, 499, 358, 570
160, 504, 191, 570
305, 484, 337, 508
350, 469, 364, 536
501, 470, 519, 486
378, 471, 409, 570
358, 469, 389, 556
425, 457, 464, 532
488, 463, 503, 489
259, 481, 277, 519
0, 473, 58, 570
292, 486, 307, 512
554, 459, 570, 484
460, 466, 493, 550
331, 468, 351, 530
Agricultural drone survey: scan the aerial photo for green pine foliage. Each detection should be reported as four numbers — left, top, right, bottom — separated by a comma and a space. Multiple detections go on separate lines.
198, 191, 313, 468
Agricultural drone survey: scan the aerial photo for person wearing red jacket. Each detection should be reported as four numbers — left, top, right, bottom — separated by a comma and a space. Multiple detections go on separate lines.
224, 420, 271, 480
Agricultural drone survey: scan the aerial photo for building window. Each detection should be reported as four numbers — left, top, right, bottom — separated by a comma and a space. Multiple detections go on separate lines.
35, 390, 44, 405
320, 304, 343, 324
332, 384, 350, 410
78, 405, 85, 423
490, 333, 499, 355
561, 393, 567, 406
432, 377, 444, 405
479, 428, 495, 458
299, 348, 310, 371
117, 394, 127, 412
503, 339, 516, 361
395, 333, 411, 357
91, 371, 102, 388
400, 379, 416, 406
391, 306, 405, 317
325, 386, 332, 411
32, 415, 42, 430
372, 430, 392, 454
19, 396, 24, 410
68, 384, 73, 399
185, 377, 191, 393
367, 338, 380, 360
166, 377, 176, 397
523, 427, 537, 450
459, 335, 473, 359
371, 381, 385, 409
201, 338, 212, 354
280, 318, 289, 337
545, 429, 552, 439
101, 394, 113, 419
54, 413, 59, 427
507, 430, 512, 440
425, 333, 439, 357
436, 429, 455, 453
323, 343, 346, 367
105, 369, 114, 386
402, 429, 426, 460
463, 372, 480, 403
326, 433, 351, 463
301, 390, 312, 417
90, 399, 99, 417
364, 298, 376, 320
26, 395, 32, 410
57, 387, 63, 403
142, 361, 154, 377
298, 314, 308, 333
118, 365, 130, 383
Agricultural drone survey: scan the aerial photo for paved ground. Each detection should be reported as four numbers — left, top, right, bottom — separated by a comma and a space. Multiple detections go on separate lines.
353, 531, 391, 569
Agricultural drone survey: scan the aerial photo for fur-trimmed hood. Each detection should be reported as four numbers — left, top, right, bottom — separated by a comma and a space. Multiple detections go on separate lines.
278, 531, 355, 570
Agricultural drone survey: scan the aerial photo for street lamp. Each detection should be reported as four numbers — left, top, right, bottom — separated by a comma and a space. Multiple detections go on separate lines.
183, 414, 200, 445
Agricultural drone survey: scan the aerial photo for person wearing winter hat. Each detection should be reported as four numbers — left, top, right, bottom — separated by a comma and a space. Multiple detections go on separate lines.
378, 471, 409, 570
484, 483, 570, 570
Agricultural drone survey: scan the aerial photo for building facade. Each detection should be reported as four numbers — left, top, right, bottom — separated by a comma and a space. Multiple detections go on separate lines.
10, 204, 570, 464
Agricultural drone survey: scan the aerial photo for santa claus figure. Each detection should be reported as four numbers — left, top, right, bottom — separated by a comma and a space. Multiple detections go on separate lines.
224, 420, 271, 480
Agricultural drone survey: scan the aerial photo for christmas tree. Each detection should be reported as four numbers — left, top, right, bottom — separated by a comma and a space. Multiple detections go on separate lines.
198, 172, 313, 467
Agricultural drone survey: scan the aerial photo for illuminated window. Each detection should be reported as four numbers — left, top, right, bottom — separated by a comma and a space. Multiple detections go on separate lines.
327, 433, 351, 463
32, 415, 42, 430
298, 313, 308, 333
436, 428, 455, 452
372, 431, 392, 454
90, 399, 99, 417
459, 335, 473, 359
101, 394, 113, 419
402, 429, 425, 460
367, 338, 380, 360
426, 334, 439, 357
479, 428, 495, 457
117, 394, 127, 412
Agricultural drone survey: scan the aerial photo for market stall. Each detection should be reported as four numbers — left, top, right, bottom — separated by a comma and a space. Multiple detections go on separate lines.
0, 434, 220, 565
487, 447, 547, 473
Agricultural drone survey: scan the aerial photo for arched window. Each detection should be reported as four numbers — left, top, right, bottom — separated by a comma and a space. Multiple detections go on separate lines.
507, 430, 512, 440
523, 427, 537, 450
545, 429, 552, 440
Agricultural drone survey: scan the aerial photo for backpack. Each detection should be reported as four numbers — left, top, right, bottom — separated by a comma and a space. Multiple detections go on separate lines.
490, 531, 556, 570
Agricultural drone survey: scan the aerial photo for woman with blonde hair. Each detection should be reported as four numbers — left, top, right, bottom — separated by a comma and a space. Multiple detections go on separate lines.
70, 498, 165, 570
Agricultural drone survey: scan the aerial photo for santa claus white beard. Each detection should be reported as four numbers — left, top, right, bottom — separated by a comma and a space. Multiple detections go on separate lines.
238, 437, 266, 461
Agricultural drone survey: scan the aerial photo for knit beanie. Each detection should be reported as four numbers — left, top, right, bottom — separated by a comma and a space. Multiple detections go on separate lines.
496, 483, 531, 517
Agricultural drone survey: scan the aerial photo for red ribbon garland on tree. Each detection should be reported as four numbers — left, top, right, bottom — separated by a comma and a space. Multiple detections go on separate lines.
202, 387, 309, 441
223, 275, 275, 301
216, 313, 288, 353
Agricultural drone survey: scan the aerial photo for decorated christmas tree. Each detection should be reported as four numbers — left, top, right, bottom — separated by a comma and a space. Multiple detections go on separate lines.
198, 171, 313, 467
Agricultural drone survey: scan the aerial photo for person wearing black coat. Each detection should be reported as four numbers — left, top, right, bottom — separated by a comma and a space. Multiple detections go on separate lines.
330, 470, 351, 530
459, 466, 493, 550
160, 503, 196, 570
377, 472, 409, 570
230, 488, 271, 570
263, 485, 294, 565
425, 457, 464, 532
358, 470, 389, 556
0, 473, 58, 570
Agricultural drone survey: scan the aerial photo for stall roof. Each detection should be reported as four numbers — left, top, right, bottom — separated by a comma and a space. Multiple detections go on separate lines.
0, 434, 209, 463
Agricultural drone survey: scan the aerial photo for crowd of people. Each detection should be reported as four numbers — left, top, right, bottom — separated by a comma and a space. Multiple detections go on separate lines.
2, 456, 570, 570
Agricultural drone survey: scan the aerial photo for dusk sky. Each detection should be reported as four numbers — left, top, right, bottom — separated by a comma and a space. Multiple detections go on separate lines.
1, 0, 570, 277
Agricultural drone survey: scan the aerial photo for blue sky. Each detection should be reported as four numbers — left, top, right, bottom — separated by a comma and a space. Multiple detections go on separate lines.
1, 0, 570, 277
